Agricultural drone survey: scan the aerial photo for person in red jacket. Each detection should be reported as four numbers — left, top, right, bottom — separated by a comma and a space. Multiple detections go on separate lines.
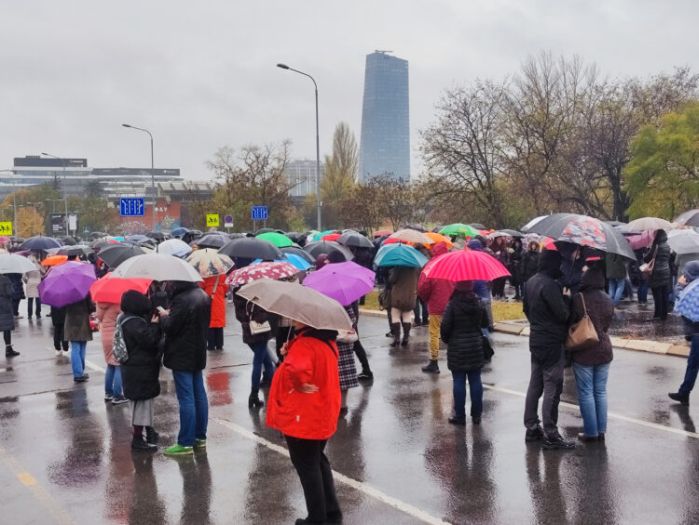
201, 275, 228, 351
267, 322, 342, 525
418, 242, 454, 374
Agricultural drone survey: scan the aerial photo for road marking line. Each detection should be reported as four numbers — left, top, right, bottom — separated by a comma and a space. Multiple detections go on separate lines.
213, 417, 450, 525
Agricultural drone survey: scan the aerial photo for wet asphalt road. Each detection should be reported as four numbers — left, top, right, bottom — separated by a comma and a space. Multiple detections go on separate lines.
1, 310, 699, 525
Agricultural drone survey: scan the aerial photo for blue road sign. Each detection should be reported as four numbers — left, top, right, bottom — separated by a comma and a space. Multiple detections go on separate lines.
120, 197, 145, 217
251, 205, 268, 221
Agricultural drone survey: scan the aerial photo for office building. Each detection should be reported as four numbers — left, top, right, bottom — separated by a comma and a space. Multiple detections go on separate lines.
358, 51, 410, 182
285, 159, 324, 198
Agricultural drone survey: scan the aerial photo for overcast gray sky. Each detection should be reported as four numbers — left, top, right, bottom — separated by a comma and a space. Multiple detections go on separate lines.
2, 0, 698, 180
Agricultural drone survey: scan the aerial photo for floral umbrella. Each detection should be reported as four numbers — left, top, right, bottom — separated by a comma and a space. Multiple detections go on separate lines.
187, 248, 234, 278
226, 261, 299, 288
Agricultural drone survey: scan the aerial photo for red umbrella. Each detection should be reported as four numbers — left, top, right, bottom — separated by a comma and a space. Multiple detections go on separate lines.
322, 233, 342, 242
90, 273, 152, 304
421, 249, 510, 282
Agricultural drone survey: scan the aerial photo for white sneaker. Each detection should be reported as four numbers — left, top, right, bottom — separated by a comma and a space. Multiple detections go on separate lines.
54, 350, 62, 357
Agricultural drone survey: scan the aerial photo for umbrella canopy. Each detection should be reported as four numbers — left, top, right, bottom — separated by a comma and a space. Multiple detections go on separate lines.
421, 249, 510, 282
192, 233, 227, 249
627, 230, 656, 250
112, 253, 203, 282
98, 244, 146, 269
41, 255, 68, 267
0, 254, 38, 274
57, 245, 91, 257
237, 279, 352, 331
304, 241, 354, 262
668, 229, 699, 255
187, 248, 234, 278
20, 236, 61, 251
280, 253, 312, 271
256, 231, 294, 248
424, 232, 454, 249
527, 213, 635, 260
499, 229, 524, 238
439, 223, 480, 238
126, 234, 151, 244
623, 217, 674, 233
373, 229, 393, 238
675, 210, 699, 228
280, 246, 316, 264
521, 215, 549, 232
307, 230, 337, 242
676, 279, 699, 322
388, 229, 433, 245
39, 262, 96, 307
304, 261, 375, 306
374, 243, 429, 268
89, 274, 152, 304
227, 261, 299, 288
322, 233, 342, 242
90, 238, 122, 251
157, 238, 193, 258
146, 231, 166, 242
170, 227, 190, 238
219, 238, 283, 261
337, 231, 373, 249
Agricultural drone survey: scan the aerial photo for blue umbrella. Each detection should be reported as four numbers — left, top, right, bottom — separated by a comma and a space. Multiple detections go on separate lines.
280, 253, 312, 271
676, 279, 699, 322
374, 243, 429, 268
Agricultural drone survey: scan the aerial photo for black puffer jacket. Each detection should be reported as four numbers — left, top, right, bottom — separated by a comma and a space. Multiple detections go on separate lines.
523, 251, 571, 366
570, 267, 614, 367
120, 291, 162, 401
161, 282, 211, 371
521, 245, 540, 283
233, 293, 274, 346
647, 229, 672, 288
441, 289, 489, 372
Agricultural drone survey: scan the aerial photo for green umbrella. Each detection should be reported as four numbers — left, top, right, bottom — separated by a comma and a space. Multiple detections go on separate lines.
439, 223, 481, 238
309, 229, 337, 242
256, 231, 294, 248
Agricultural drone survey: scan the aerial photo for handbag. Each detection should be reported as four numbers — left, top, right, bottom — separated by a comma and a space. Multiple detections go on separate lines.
337, 329, 359, 344
249, 320, 272, 335
565, 293, 599, 351
639, 246, 657, 278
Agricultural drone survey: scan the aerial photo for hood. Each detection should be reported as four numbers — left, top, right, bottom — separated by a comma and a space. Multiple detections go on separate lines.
454, 280, 474, 293
451, 289, 481, 315
580, 266, 605, 291
538, 250, 563, 278
467, 239, 483, 251
168, 280, 197, 297
121, 290, 152, 317
684, 261, 699, 283
654, 229, 668, 244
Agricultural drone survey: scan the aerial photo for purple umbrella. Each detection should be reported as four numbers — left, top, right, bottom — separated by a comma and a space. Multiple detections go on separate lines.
303, 261, 375, 306
38, 262, 96, 307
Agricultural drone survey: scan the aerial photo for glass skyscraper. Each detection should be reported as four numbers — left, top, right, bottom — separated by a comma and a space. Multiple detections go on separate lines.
359, 51, 410, 182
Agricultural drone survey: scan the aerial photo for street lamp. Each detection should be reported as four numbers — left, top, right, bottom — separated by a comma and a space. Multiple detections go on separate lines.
122, 123, 156, 230
41, 152, 70, 235
276, 63, 322, 231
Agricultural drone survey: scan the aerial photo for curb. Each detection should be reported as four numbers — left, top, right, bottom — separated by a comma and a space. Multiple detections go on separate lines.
359, 309, 689, 358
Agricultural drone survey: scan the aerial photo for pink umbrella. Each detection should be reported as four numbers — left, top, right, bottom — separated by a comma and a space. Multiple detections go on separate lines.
627, 230, 655, 250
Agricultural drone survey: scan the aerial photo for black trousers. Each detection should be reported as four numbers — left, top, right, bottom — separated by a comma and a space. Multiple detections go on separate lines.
27, 298, 41, 317
207, 327, 224, 350
652, 285, 669, 320
12, 299, 20, 316
3, 330, 10, 346
53, 324, 68, 351
285, 435, 340, 522
353, 340, 371, 374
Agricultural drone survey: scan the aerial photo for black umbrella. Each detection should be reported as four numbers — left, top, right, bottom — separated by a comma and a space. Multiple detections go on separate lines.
219, 237, 282, 261
59, 236, 78, 246
499, 229, 524, 238
57, 245, 90, 257
285, 232, 308, 246
20, 236, 61, 251
146, 231, 166, 242
337, 231, 373, 249
304, 241, 354, 262
192, 233, 227, 249
98, 244, 145, 269
280, 246, 316, 264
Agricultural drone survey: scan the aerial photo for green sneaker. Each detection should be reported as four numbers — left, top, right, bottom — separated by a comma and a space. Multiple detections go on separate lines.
194, 439, 207, 450
163, 444, 193, 456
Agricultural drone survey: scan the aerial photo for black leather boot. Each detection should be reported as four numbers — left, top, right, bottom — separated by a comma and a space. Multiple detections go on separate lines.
389, 323, 401, 347
248, 389, 264, 408
401, 323, 412, 346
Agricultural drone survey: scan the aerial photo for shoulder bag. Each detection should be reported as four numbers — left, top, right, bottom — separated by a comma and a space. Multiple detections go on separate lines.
565, 293, 599, 351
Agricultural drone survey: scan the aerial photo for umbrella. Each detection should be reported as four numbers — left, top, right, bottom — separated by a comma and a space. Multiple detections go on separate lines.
676, 279, 699, 322
157, 238, 193, 258
285, 232, 307, 245
0, 254, 38, 274
280, 246, 316, 264
90, 238, 121, 250
337, 231, 373, 249
219, 238, 283, 261
675, 210, 699, 228
521, 215, 549, 232
388, 229, 433, 245
280, 253, 312, 271
424, 232, 454, 249
98, 244, 146, 269
668, 230, 699, 255
146, 231, 166, 242
57, 245, 91, 257
187, 248, 234, 278
470, 223, 487, 230
499, 229, 524, 238
303, 261, 375, 306
112, 253, 203, 282
439, 223, 480, 238
421, 249, 510, 282
309, 230, 337, 242
170, 227, 190, 238
237, 279, 352, 331
89, 274, 152, 304
256, 231, 294, 248
304, 241, 354, 262
487, 231, 511, 240
322, 233, 342, 242
227, 261, 299, 288
627, 230, 656, 250
374, 243, 429, 268
253, 228, 281, 235
527, 213, 635, 260
39, 262, 96, 307
41, 255, 68, 267
623, 217, 674, 233
373, 229, 393, 238
192, 233, 227, 249
59, 236, 78, 246
20, 236, 61, 251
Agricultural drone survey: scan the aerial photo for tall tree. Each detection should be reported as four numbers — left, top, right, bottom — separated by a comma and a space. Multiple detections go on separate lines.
321, 123, 359, 227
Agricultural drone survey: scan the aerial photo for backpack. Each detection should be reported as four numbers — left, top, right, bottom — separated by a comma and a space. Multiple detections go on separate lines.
112, 314, 145, 364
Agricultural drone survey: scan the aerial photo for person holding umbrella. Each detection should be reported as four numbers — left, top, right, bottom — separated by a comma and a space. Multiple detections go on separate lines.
23, 253, 43, 319
669, 261, 699, 405
0, 274, 18, 357
65, 295, 95, 383
645, 229, 672, 321
96, 299, 127, 405
388, 266, 419, 347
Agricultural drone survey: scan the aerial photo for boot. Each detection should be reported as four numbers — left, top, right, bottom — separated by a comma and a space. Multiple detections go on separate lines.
389, 323, 401, 347
401, 323, 412, 347
421, 359, 440, 374
248, 389, 264, 408
145, 427, 159, 445
5, 345, 19, 357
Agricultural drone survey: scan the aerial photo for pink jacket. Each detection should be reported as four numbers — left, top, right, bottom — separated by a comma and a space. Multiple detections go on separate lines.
96, 302, 121, 366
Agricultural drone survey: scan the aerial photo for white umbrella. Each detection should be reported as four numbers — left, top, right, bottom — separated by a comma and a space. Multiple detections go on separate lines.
388, 229, 432, 244
0, 254, 37, 274
157, 238, 193, 258
113, 253, 203, 282
623, 217, 674, 233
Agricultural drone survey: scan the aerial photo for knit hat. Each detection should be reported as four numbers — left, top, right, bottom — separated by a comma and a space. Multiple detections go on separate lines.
684, 261, 699, 283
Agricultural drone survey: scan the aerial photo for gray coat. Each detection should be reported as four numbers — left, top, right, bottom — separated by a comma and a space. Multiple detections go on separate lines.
64, 297, 94, 342
0, 276, 15, 332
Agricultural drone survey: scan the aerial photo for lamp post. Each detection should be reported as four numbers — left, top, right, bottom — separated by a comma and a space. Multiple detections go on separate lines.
41, 152, 70, 235
0, 169, 17, 227
122, 123, 156, 230
276, 63, 322, 231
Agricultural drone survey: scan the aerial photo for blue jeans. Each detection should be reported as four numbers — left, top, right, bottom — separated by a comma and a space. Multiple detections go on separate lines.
608, 278, 626, 305
573, 362, 610, 436
249, 342, 275, 391
105, 364, 123, 398
679, 334, 699, 396
172, 370, 209, 447
70, 341, 87, 378
637, 281, 649, 303
451, 370, 483, 419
